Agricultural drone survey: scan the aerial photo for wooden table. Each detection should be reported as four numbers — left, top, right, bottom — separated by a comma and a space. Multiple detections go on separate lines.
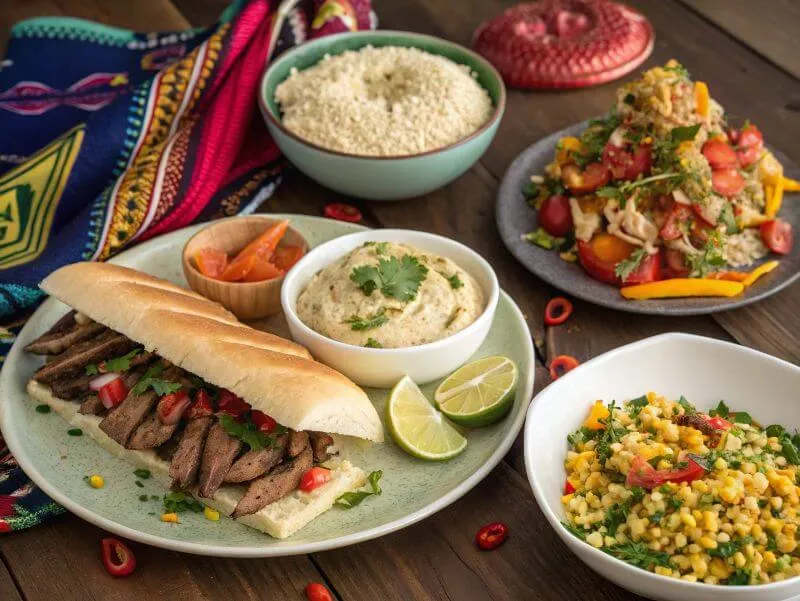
1, 1, 798, 599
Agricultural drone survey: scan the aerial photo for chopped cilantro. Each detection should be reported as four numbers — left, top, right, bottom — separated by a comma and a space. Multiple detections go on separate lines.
364, 338, 383, 349
523, 227, 565, 250
663, 63, 690, 79
86, 348, 142, 376
671, 124, 702, 144
374, 242, 388, 255
344, 310, 389, 331
67, 428, 82, 436
138, 494, 149, 502
709, 400, 730, 418
130, 363, 182, 397
614, 248, 648, 283
626, 394, 649, 418
35, 404, 51, 414
732, 412, 752, 425
719, 203, 739, 234
335, 470, 383, 508
561, 521, 587, 541
726, 569, 751, 585
766, 425, 785, 438
678, 396, 696, 415
219, 414, 281, 452
623, 93, 636, 105
448, 274, 463, 289
135, 480, 144, 488
134, 469, 151, 480
351, 255, 428, 302
162, 491, 203, 514
606, 542, 671, 570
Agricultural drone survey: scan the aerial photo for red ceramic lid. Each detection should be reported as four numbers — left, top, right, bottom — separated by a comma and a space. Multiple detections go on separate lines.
473, 0, 654, 89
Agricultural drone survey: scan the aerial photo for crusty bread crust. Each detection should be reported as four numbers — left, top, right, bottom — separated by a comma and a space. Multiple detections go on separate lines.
40, 262, 383, 442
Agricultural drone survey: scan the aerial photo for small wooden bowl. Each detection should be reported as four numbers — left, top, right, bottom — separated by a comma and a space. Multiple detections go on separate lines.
182, 217, 309, 320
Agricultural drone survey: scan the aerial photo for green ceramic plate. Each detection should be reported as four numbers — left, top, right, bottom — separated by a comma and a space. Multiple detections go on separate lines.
0, 215, 534, 557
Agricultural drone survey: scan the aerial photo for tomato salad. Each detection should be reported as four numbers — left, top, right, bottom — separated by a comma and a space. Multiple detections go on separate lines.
524, 60, 799, 300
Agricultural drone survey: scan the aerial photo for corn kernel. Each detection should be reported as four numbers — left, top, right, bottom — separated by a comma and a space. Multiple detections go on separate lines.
160, 512, 180, 523
586, 531, 603, 548
690, 555, 708, 577
204, 507, 220, 522
751, 524, 763, 538
88, 475, 104, 489
777, 534, 797, 554
562, 493, 574, 505
699, 536, 718, 550
681, 513, 697, 528
654, 566, 672, 577
709, 558, 730, 579
733, 552, 747, 568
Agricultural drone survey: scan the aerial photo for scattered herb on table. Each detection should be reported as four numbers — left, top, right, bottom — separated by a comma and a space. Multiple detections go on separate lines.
133, 469, 151, 480
67, 428, 83, 436
162, 491, 203, 514
35, 404, 51, 414
351, 255, 428, 301
135, 480, 144, 488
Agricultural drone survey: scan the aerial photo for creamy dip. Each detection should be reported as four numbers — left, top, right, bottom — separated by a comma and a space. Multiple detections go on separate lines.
296, 242, 485, 348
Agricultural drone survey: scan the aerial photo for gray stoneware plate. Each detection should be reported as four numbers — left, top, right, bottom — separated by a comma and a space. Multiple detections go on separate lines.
0, 214, 535, 557
496, 121, 800, 315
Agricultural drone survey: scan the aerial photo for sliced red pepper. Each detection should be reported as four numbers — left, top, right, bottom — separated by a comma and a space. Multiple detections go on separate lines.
156, 390, 191, 425
217, 389, 250, 418
324, 203, 362, 223
101, 537, 136, 577
626, 456, 705, 490
544, 297, 574, 326
305, 583, 333, 601
564, 480, 576, 494
251, 410, 277, 434
299, 467, 331, 493
186, 389, 214, 419
98, 377, 128, 409
549, 355, 580, 380
475, 521, 509, 551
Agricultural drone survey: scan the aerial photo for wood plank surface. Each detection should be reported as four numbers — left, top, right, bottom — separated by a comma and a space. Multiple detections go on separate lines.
680, 0, 800, 79
0, 555, 23, 601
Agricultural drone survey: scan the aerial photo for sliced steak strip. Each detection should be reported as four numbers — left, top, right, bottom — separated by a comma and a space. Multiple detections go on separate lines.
232, 446, 312, 518
225, 434, 288, 483
287, 430, 309, 458
79, 395, 104, 416
50, 374, 93, 400
34, 331, 136, 383
309, 431, 335, 463
156, 434, 181, 462
198, 423, 241, 498
25, 312, 105, 355
169, 416, 213, 488
127, 413, 179, 450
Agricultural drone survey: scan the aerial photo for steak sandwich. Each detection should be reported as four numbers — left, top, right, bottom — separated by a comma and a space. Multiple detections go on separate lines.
24, 262, 383, 538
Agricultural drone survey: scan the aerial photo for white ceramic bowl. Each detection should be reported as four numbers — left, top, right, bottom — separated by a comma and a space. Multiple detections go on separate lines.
525, 333, 800, 601
280, 229, 499, 388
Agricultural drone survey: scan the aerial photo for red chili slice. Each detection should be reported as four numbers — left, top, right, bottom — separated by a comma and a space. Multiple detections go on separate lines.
305, 583, 333, 601
544, 297, 574, 326
564, 479, 576, 494
475, 521, 509, 551
101, 537, 136, 577
549, 355, 580, 380
324, 203, 362, 223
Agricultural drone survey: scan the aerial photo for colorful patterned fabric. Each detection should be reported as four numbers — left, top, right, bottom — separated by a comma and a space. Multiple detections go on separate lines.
0, 0, 374, 532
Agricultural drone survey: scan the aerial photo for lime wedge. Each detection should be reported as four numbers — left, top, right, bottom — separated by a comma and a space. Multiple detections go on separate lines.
387, 376, 467, 461
434, 356, 517, 427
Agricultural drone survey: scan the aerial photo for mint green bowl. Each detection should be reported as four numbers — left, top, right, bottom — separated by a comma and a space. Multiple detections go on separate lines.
259, 31, 506, 201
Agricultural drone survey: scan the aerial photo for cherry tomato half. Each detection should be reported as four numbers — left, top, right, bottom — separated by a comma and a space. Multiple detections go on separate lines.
101, 537, 137, 577
305, 582, 333, 601
577, 235, 661, 287
711, 168, 745, 197
538, 194, 573, 237
299, 467, 331, 493
187, 389, 214, 419
760, 219, 794, 255
544, 297, 574, 326
659, 205, 692, 241
626, 456, 705, 490
156, 390, 191, 425
705, 416, 733, 430
602, 143, 651, 181
549, 355, 580, 380
324, 203, 362, 223
217, 390, 250, 417
251, 410, 277, 434
663, 248, 690, 279
701, 139, 738, 169
98, 378, 128, 410
562, 162, 610, 194
475, 522, 509, 551
736, 123, 764, 168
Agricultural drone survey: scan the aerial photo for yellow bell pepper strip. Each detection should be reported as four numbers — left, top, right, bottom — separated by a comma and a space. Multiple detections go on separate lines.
742, 260, 779, 287
583, 400, 610, 430
694, 81, 710, 117
758, 151, 783, 186
621, 279, 745, 300
708, 271, 749, 283
782, 176, 800, 192
556, 136, 582, 165
766, 176, 784, 217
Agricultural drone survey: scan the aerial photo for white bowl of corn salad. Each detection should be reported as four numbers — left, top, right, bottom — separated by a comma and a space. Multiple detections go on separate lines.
525, 333, 800, 601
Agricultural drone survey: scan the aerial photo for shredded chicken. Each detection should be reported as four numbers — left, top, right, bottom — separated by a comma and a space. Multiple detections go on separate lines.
569, 197, 601, 242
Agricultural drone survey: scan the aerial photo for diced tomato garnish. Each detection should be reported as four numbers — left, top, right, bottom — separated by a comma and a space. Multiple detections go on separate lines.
663, 248, 690, 278
272, 245, 305, 272
299, 467, 331, 493
577, 234, 661, 286
626, 456, 705, 490
601, 143, 652, 181
98, 377, 128, 409
564, 479, 576, 494
562, 162, 610, 194
156, 390, 191, 425
538, 194, 573, 237
241, 257, 283, 282
193, 247, 229, 279
701, 139, 738, 169
705, 416, 733, 430
101, 537, 136, 577
186, 389, 214, 419
659, 205, 692, 241
711, 168, 745, 197
217, 389, 250, 417
736, 123, 764, 167
760, 219, 794, 255
251, 410, 277, 433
